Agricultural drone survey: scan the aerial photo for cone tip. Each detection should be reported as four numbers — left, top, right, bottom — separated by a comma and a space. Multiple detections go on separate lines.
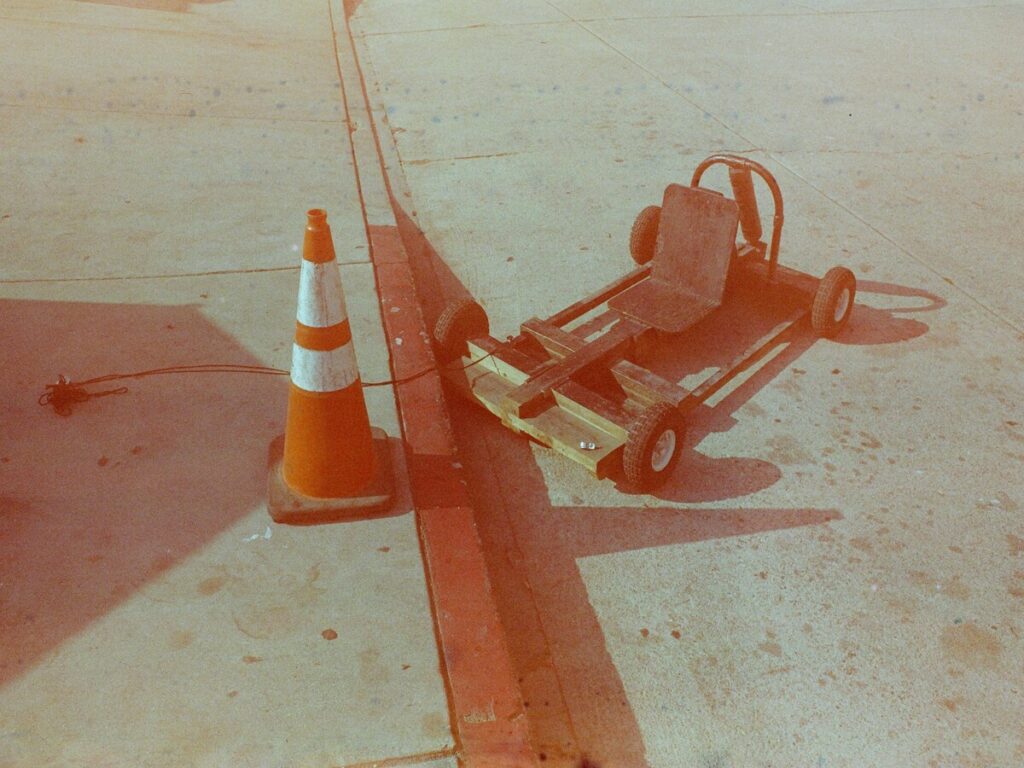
307, 208, 328, 226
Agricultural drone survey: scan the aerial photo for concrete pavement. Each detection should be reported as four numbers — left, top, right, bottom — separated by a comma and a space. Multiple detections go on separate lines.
0, 1, 458, 766
352, 2, 1024, 766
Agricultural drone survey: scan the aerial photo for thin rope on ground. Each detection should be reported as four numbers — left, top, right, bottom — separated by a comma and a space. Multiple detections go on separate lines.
38, 350, 498, 416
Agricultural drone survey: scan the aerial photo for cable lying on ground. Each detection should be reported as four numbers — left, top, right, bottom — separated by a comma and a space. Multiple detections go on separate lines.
38, 353, 495, 416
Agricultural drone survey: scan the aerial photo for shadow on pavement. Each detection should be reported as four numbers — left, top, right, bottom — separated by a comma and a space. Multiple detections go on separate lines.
630, 272, 946, 503
0, 297, 284, 687
452, 396, 840, 767
395, 199, 946, 503
393, 201, 947, 766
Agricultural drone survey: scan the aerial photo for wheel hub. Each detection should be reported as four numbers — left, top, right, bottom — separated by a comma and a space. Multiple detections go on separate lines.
834, 287, 851, 323
650, 428, 677, 472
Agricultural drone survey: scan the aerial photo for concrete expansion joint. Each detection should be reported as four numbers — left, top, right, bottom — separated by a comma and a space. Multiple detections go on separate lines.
342, 746, 458, 768
0, 265, 303, 285
0, 260, 382, 286
6, 12, 329, 45
330, 0, 396, 235
0, 98, 344, 124
333, 4, 537, 767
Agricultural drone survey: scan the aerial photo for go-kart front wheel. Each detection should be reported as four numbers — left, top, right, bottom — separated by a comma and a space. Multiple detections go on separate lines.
623, 402, 685, 491
434, 299, 489, 363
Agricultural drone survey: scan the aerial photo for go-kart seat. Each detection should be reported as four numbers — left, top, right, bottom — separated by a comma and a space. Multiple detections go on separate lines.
609, 183, 739, 333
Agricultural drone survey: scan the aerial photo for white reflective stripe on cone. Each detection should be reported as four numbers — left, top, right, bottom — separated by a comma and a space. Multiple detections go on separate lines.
291, 341, 360, 392
296, 260, 348, 328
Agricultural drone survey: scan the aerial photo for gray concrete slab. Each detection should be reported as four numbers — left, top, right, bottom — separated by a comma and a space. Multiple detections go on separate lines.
0, 5, 364, 281
0, 275, 453, 768
355, 0, 566, 36
0, 0, 338, 39
552, 0, 808, 18
363, 2, 1024, 331
0, 0, 454, 765
571, 4, 1024, 327
355, 1, 1024, 765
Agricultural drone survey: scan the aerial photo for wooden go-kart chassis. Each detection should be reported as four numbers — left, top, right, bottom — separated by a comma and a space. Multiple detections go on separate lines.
434, 154, 856, 491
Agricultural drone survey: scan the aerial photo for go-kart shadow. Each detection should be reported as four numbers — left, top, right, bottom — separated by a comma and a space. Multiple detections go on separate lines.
392, 201, 946, 766
618, 270, 947, 502
397, 198, 946, 503
450, 391, 841, 768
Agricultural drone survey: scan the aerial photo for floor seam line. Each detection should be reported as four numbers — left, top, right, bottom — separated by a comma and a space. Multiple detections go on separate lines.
0, 13, 330, 44
0, 101, 346, 124
355, 3, 1013, 39
342, 745, 458, 768
0, 262, 369, 285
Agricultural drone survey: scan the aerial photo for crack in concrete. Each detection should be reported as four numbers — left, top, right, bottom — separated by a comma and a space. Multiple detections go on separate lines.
0, 12, 329, 46
0, 100, 343, 125
0, 261, 370, 285
342, 746, 457, 768
358, 3, 1018, 38
405, 151, 522, 166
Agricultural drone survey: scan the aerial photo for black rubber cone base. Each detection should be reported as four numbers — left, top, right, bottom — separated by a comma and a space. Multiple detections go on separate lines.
267, 427, 394, 524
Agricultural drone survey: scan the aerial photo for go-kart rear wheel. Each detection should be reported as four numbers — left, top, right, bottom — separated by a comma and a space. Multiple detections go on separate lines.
623, 402, 685, 491
434, 299, 489, 363
811, 266, 856, 338
629, 205, 661, 265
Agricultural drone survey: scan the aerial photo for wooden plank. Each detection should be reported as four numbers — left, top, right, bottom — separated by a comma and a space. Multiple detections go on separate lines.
544, 265, 650, 328
444, 361, 624, 477
467, 336, 546, 386
569, 309, 618, 341
463, 330, 631, 439
522, 318, 689, 408
615, 362, 690, 409
501, 320, 639, 418
552, 382, 630, 440
687, 312, 806, 405
521, 317, 578, 357
521, 404, 621, 477
608, 279, 719, 334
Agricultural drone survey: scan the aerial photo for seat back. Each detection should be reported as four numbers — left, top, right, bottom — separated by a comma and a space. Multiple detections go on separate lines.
652, 183, 739, 305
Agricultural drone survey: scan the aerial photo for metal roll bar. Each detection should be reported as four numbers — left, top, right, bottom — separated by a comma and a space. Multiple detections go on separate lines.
691, 154, 784, 280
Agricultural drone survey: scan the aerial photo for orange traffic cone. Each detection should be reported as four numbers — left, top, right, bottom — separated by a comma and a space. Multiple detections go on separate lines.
268, 208, 392, 523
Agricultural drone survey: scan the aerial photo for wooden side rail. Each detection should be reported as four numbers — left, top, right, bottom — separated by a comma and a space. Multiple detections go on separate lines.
521, 318, 689, 409
499, 321, 639, 418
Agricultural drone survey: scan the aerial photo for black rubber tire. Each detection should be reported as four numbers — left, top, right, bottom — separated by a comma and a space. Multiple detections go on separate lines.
434, 299, 489, 363
811, 267, 856, 338
622, 402, 685, 491
629, 205, 661, 265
